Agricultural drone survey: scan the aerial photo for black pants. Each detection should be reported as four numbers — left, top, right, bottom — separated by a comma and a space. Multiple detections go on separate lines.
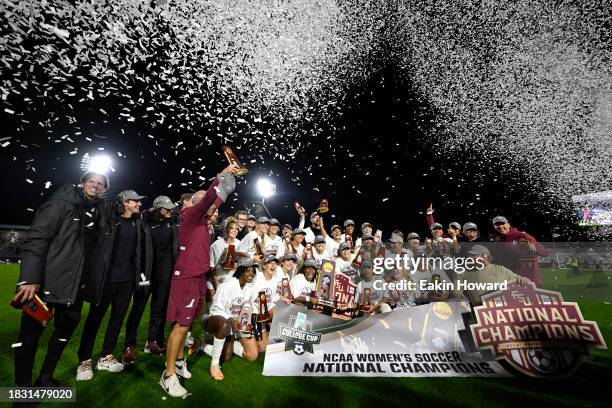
147, 269, 172, 344
124, 287, 150, 348
14, 293, 84, 386
78, 281, 133, 361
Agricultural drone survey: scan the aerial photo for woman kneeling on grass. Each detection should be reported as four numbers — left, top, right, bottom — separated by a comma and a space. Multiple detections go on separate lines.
201, 260, 258, 381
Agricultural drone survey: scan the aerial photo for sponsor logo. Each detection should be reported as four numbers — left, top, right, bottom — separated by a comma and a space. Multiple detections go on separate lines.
470, 282, 606, 378
279, 312, 321, 355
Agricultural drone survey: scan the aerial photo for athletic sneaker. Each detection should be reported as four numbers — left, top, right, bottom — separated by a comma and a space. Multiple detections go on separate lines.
210, 365, 224, 381
159, 371, 187, 398
96, 354, 124, 373
76, 359, 94, 381
175, 359, 192, 379
122, 346, 135, 365
144, 340, 165, 356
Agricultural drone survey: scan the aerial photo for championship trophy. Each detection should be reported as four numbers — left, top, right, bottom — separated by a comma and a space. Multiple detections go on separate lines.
317, 199, 329, 214
256, 290, 271, 322
254, 237, 264, 258
312, 260, 336, 308
302, 243, 312, 260
294, 201, 307, 216
345, 234, 354, 252
236, 299, 253, 334
359, 287, 373, 313
374, 229, 383, 243
280, 277, 293, 300
429, 274, 444, 301
377, 245, 386, 258
351, 249, 363, 269
285, 236, 296, 254
222, 244, 237, 270
221, 145, 248, 176
10, 294, 53, 326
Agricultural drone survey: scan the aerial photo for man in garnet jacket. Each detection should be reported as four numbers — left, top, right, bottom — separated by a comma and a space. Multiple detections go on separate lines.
160, 163, 239, 398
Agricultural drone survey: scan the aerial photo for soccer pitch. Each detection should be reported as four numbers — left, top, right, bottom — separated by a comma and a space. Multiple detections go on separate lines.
0, 264, 610, 407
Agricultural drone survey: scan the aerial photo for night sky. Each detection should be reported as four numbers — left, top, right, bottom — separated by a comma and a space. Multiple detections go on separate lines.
2, 1, 610, 241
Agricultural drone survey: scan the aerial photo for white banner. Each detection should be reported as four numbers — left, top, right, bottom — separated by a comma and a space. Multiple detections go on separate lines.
263, 301, 511, 377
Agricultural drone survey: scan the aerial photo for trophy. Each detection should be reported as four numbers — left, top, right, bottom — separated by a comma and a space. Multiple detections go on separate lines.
312, 260, 336, 308
280, 277, 293, 300
317, 199, 329, 214
236, 299, 253, 334
294, 201, 307, 216
284, 236, 296, 254
351, 249, 363, 269
256, 291, 271, 322
429, 274, 444, 301
254, 237, 264, 258
10, 294, 53, 326
359, 287, 373, 312
374, 229, 383, 243
377, 245, 385, 258
222, 145, 248, 176
222, 244, 237, 270
302, 243, 312, 261
345, 234, 354, 252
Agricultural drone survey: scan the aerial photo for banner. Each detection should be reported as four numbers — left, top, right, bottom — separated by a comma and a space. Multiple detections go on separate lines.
263, 301, 510, 377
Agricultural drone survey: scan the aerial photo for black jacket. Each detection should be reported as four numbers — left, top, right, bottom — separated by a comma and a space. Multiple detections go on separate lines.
83, 205, 153, 304
19, 184, 106, 306
144, 210, 179, 275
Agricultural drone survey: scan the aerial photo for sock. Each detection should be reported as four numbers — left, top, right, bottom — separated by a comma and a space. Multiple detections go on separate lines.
233, 341, 244, 359
203, 344, 213, 356
176, 358, 184, 367
211, 337, 224, 367
163, 370, 171, 380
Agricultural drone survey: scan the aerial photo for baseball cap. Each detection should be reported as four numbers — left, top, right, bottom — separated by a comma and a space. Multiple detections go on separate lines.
463, 222, 478, 232
449, 222, 461, 230
310, 211, 318, 220
338, 242, 351, 251
80, 171, 110, 189
248, 214, 257, 221
256, 216, 271, 224
117, 190, 146, 202
361, 233, 374, 241
407, 232, 420, 240
263, 254, 279, 264
492, 216, 508, 225
153, 195, 176, 210
468, 244, 491, 256
430, 222, 443, 230
281, 253, 298, 262
343, 219, 355, 227
269, 218, 281, 226
282, 224, 292, 230
360, 260, 373, 271
330, 224, 342, 232
314, 235, 325, 244
388, 234, 403, 244
361, 222, 372, 230
292, 228, 306, 236
302, 259, 318, 269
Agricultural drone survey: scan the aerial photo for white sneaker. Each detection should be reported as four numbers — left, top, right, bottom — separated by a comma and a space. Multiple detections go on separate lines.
159, 371, 187, 398
144, 344, 151, 353
175, 359, 192, 379
97, 354, 124, 373
76, 359, 93, 381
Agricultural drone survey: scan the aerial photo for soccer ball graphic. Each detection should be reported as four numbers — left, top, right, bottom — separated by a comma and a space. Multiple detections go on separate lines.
527, 348, 558, 373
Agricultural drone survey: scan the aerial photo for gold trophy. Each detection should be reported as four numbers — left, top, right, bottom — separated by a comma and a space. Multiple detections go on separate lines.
222, 145, 248, 176
317, 199, 329, 214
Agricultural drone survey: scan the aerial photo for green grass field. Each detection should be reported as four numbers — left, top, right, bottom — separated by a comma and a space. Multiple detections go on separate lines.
0, 264, 610, 407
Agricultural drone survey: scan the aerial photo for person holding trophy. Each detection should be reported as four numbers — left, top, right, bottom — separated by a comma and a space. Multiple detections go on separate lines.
201, 260, 259, 381
209, 217, 242, 288
318, 216, 343, 257
252, 255, 285, 352
236, 216, 270, 263
265, 218, 285, 258
290, 259, 319, 305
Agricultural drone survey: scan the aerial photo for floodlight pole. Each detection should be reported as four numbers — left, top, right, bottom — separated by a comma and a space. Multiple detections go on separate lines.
260, 198, 272, 218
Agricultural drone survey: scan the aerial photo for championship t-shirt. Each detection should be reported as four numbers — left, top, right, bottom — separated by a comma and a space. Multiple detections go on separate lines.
290, 273, 316, 298
210, 277, 256, 320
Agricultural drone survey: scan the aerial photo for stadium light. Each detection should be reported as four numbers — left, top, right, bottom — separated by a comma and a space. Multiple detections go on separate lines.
81, 154, 113, 174
257, 178, 276, 199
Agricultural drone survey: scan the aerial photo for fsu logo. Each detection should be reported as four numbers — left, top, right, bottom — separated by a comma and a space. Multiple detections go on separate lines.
470, 283, 606, 378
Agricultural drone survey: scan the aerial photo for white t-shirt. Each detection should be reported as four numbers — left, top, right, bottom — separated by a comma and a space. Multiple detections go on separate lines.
210, 277, 256, 320
265, 234, 285, 258
311, 248, 332, 269
335, 255, 359, 283
252, 270, 281, 311
325, 236, 342, 258
356, 277, 384, 304
290, 273, 316, 298
236, 230, 266, 259
412, 268, 452, 299
209, 237, 241, 284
